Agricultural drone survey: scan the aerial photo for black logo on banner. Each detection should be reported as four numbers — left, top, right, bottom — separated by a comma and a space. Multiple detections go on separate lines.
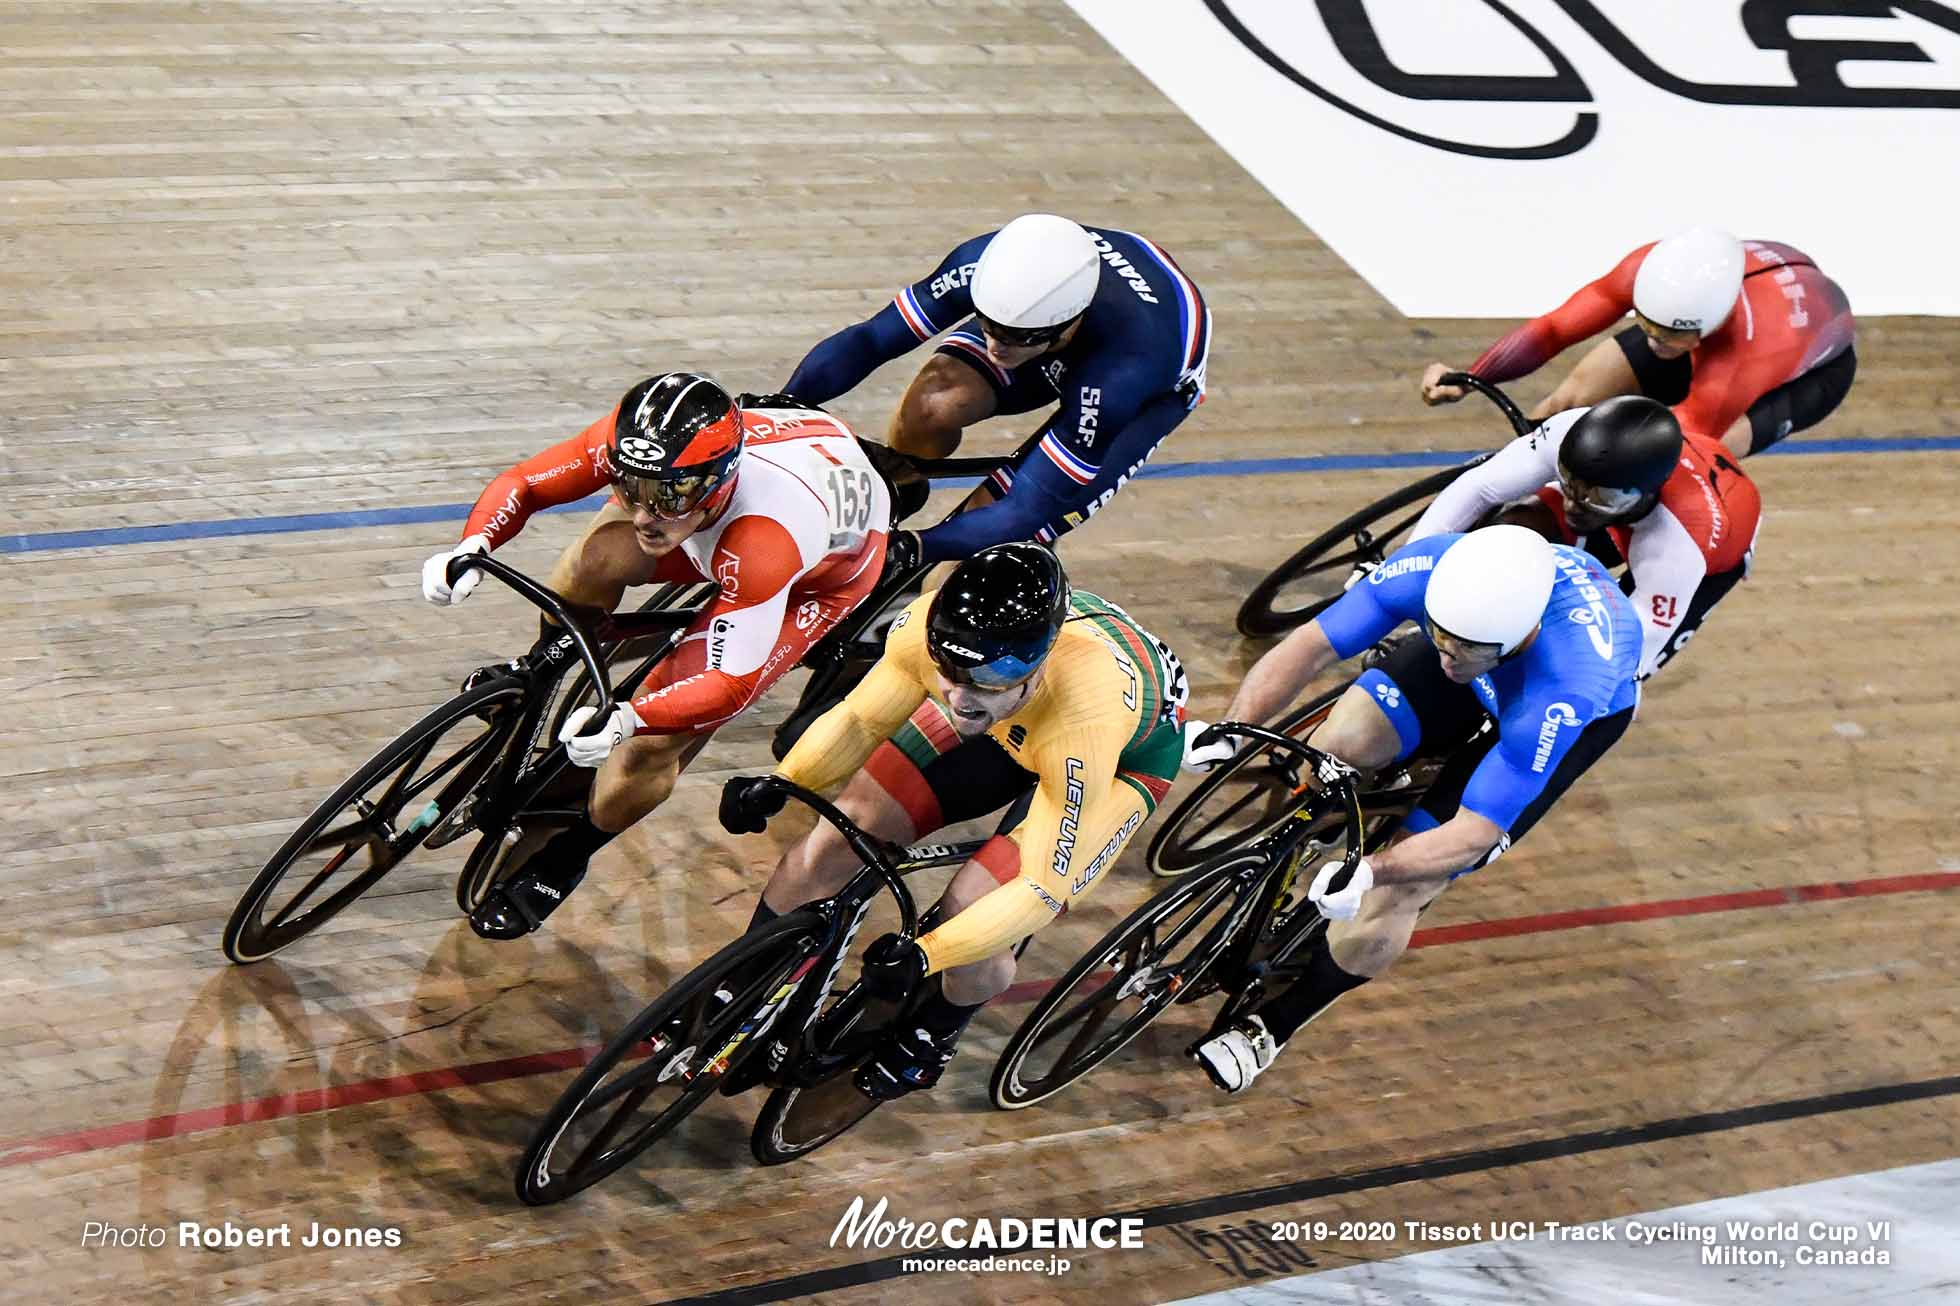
1204, 0, 1960, 159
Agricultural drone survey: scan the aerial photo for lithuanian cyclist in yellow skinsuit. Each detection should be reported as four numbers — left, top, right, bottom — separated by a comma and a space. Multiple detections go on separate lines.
718, 541, 1188, 1099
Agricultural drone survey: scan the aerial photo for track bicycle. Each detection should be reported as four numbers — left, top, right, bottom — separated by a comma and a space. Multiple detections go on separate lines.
1235, 373, 1534, 638
222, 434, 1010, 964
515, 776, 1004, 1203
991, 721, 1456, 1109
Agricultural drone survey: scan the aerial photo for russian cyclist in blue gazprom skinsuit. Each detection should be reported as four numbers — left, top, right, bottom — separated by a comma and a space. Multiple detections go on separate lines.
782, 213, 1211, 571
1181, 526, 1643, 1093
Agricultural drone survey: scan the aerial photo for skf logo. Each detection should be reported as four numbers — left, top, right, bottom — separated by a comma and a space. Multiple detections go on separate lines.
1078, 387, 1103, 446
795, 599, 823, 632
1374, 681, 1401, 710
929, 262, 978, 299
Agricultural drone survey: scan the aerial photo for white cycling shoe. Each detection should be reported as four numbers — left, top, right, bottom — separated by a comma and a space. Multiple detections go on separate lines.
1193, 1015, 1283, 1094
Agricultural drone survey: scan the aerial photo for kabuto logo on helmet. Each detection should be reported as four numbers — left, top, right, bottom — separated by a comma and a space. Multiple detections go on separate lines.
618, 436, 665, 464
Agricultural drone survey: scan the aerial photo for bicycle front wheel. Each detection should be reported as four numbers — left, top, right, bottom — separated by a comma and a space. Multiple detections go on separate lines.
1147, 689, 1341, 877
515, 913, 826, 1205
223, 677, 523, 964
990, 852, 1264, 1110
1236, 465, 1470, 638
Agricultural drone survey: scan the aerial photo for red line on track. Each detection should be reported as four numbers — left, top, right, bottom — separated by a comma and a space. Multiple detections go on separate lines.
6, 869, 1955, 1169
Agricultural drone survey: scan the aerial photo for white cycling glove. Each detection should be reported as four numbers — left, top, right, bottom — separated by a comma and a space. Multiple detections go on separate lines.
559, 702, 643, 769
1307, 857, 1374, 921
1181, 718, 1236, 774
421, 534, 491, 606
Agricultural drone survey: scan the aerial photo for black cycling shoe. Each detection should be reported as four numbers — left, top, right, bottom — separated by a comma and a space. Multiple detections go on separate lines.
468, 861, 587, 940
853, 1023, 961, 1102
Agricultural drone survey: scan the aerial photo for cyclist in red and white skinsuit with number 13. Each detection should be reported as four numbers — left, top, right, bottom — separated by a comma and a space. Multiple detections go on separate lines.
419, 373, 889, 938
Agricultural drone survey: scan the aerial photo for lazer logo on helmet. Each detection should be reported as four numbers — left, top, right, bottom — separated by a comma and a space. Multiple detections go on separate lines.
1050, 758, 1086, 878
938, 641, 984, 661
930, 263, 978, 300
1531, 701, 1582, 774
1091, 236, 1158, 305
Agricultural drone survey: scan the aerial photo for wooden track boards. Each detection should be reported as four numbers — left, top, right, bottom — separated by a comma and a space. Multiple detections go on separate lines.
2, 3, 1955, 1302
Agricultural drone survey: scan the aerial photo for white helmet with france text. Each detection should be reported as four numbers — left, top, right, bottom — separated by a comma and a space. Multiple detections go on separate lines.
1633, 227, 1744, 335
1423, 525, 1557, 657
970, 214, 1101, 335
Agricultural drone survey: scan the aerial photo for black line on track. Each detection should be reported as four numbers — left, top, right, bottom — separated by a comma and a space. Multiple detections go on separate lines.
652, 1072, 1960, 1304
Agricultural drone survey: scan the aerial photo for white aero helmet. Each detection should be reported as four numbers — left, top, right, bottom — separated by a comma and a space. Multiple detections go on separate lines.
970, 214, 1101, 331
1423, 525, 1557, 657
1633, 227, 1744, 335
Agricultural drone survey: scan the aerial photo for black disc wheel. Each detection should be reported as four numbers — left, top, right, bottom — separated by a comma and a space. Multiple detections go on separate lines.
989, 852, 1263, 1110
1146, 689, 1342, 877
223, 677, 523, 964
1236, 463, 1476, 638
515, 914, 826, 1205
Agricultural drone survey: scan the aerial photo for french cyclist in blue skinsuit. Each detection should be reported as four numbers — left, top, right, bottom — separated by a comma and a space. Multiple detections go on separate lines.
783, 213, 1212, 572
1181, 525, 1643, 1093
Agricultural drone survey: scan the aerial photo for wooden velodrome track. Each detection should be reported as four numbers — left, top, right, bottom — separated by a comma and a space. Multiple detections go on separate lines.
3, 3, 1956, 1303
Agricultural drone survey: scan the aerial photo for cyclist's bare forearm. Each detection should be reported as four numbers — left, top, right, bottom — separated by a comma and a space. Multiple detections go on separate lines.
1226, 621, 1339, 725
1370, 810, 1503, 885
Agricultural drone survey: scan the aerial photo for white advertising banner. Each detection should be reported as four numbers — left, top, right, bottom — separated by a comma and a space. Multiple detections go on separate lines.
1065, 0, 1960, 315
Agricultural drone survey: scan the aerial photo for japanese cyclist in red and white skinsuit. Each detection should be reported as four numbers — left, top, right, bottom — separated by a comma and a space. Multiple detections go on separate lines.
1421, 228, 1855, 461
418, 372, 891, 938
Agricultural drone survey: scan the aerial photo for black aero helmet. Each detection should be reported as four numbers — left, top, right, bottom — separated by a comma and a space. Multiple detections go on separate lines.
926, 542, 1072, 690
1559, 395, 1685, 500
610, 372, 745, 518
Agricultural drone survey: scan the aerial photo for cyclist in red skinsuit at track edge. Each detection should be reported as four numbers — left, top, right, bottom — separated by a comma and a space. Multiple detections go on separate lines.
1421, 228, 1855, 461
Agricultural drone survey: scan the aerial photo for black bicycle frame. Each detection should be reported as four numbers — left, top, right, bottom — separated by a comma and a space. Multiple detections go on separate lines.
716, 779, 990, 1083
1176, 723, 1448, 1031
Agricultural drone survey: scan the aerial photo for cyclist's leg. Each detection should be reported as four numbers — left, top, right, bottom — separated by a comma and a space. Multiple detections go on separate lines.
757, 700, 1029, 918
1200, 640, 1485, 1088
1644, 556, 1750, 678
1528, 325, 1692, 421
473, 552, 885, 938
889, 324, 1055, 459
1327, 700, 1636, 979
592, 544, 887, 836
1726, 344, 1858, 459
546, 497, 669, 612
862, 769, 1158, 1100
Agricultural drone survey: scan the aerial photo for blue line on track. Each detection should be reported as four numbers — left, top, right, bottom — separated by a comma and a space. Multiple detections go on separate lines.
6, 436, 1957, 556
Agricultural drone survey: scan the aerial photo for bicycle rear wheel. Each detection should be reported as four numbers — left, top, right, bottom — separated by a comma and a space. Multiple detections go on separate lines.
223, 676, 523, 963
1147, 689, 1341, 877
749, 984, 894, 1165
1236, 465, 1471, 638
515, 913, 826, 1205
990, 852, 1264, 1110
